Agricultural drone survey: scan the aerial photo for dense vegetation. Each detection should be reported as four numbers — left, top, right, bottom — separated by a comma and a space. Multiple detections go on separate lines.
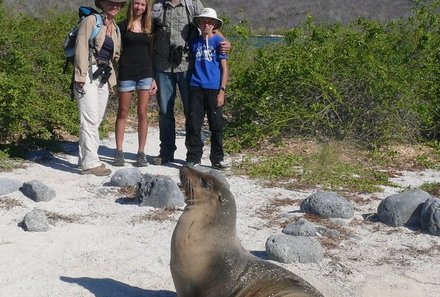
225, 0, 440, 151
0, 1, 439, 156
0, 8, 78, 153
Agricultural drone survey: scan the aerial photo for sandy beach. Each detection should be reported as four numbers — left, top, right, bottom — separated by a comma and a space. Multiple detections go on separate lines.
0, 126, 439, 297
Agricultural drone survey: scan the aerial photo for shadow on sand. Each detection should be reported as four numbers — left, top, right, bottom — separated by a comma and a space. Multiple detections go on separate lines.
60, 276, 177, 297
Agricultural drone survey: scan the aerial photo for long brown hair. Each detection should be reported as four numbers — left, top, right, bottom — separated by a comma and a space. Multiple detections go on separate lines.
126, 0, 153, 34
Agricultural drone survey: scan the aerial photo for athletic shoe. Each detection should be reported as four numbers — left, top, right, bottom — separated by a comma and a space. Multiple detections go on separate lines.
134, 152, 149, 167
113, 150, 125, 166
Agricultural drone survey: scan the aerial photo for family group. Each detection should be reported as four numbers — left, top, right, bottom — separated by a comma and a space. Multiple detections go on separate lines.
73, 0, 231, 176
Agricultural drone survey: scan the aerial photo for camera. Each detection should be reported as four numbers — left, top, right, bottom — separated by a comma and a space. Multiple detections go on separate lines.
92, 62, 112, 84
169, 45, 186, 66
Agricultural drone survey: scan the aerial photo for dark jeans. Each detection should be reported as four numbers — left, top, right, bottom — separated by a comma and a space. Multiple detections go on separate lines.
156, 70, 191, 158
185, 87, 225, 164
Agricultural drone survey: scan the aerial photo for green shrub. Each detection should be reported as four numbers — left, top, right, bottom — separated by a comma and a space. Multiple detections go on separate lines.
0, 8, 79, 152
225, 0, 440, 150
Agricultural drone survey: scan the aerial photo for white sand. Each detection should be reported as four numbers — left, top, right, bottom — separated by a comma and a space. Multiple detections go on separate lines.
0, 126, 439, 297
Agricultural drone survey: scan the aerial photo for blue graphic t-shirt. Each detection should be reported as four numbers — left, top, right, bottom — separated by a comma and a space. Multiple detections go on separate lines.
189, 34, 228, 89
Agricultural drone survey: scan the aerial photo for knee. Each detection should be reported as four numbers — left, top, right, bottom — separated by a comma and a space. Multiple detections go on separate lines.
117, 106, 130, 119
137, 110, 148, 121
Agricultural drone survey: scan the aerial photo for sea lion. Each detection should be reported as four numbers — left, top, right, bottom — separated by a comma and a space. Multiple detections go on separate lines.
170, 166, 325, 297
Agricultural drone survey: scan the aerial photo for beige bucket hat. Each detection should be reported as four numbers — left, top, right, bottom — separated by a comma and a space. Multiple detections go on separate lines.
193, 8, 223, 30
95, 0, 126, 10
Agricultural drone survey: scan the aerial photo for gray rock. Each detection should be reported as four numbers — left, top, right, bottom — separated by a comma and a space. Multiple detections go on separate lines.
137, 174, 184, 208
192, 166, 230, 189
22, 209, 50, 232
0, 178, 23, 195
317, 226, 341, 238
420, 198, 440, 236
20, 180, 56, 202
329, 218, 348, 226
377, 189, 431, 227
110, 168, 142, 187
265, 235, 324, 264
349, 233, 363, 241
300, 191, 354, 219
282, 218, 317, 236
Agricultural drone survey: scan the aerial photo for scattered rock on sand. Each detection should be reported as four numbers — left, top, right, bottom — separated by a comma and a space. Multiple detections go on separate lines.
137, 173, 184, 208
300, 191, 354, 219
377, 189, 431, 228
22, 209, 50, 232
265, 234, 324, 264
420, 198, 440, 236
0, 177, 22, 195
110, 168, 142, 187
19, 180, 56, 202
282, 218, 317, 237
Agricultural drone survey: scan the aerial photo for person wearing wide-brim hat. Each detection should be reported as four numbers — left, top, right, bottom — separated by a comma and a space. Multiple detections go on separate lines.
73, 0, 126, 176
151, 1, 231, 167
185, 7, 229, 170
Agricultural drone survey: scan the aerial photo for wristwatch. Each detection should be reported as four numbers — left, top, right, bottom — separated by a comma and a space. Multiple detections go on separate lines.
220, 86, 226, 92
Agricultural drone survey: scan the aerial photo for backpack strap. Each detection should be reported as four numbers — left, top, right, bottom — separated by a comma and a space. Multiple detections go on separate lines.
90, 14, 102, 46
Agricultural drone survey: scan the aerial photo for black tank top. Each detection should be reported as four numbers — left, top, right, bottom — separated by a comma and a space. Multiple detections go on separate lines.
117, 20, 154, 81
98, 35, 114, 62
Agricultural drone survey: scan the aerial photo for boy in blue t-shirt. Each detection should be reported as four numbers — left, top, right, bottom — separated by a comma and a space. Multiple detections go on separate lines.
185, 8, 229, 170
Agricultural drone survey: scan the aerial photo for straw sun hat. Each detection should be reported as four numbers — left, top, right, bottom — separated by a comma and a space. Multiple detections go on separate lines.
193, 8, 223, 30
95, 0, 126, 10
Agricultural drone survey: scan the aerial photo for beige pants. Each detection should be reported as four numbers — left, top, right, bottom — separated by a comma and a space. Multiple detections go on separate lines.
75, 65, 109, 171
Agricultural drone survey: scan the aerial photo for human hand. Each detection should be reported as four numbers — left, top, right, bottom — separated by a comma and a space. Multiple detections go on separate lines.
220, 39, 231, 54
74, 82, 85, 95
150, 79, 158, 95
216, 91, 225, 107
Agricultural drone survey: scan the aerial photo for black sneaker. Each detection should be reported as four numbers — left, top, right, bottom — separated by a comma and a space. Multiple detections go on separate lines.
134, 152, 148, 167
211, 162, 229, 170
152, 155, 174, 165
113, 151, 125, 166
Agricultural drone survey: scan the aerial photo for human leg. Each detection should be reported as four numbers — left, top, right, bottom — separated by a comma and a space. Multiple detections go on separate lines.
133, 78, 152, 167
185, 87, 205, 164
75, 66, 110, 174
135, 78, 152, 154
176, 70, 191, 118
155, 71, 177, 163
114, 89, 133, 166
206, 89, 225, 165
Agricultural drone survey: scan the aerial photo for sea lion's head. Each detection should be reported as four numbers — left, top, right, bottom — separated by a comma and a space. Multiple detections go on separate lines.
179, 166, 236, 228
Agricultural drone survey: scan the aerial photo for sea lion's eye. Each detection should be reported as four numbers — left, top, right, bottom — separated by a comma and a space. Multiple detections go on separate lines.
201, 178, 209, 188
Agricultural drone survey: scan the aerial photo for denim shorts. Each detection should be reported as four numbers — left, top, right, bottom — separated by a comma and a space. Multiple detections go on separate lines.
118, 77, 153, 92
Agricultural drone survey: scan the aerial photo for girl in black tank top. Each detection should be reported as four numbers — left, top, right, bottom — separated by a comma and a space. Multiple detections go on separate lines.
114, 0, 157, 167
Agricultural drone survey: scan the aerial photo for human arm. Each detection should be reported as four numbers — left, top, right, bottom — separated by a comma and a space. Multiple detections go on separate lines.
217, 58, 228, 107
149, 33, 158, 95
74, 15, 96, 85
213, 30, 231, 55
